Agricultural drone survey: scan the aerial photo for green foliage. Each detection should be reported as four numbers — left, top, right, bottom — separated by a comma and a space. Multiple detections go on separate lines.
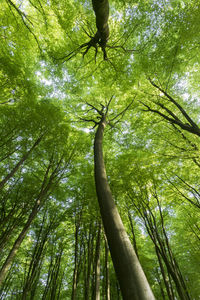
0, 0, 200, 298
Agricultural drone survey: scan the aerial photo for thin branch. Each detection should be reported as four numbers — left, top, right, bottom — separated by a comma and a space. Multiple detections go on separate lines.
6, 0, 33, 25
108, 23, 141, 52
79, 117, 98, 128
149, 78, 199, 129
105, 95, 114, 115
6, 0, 42, 53
85, 102, 103, 115
156, 102, 180, 121
0, 99, 14, 105
167, 177, 200, 209
110, 97, 135, 122
55, 43, 89, 62
81, 25, 93, 39
140, 101, 175, 122
29, 0, 48, 28
140, 101, 200, 137
175, 175, 200, 199
171, 124, 198, 151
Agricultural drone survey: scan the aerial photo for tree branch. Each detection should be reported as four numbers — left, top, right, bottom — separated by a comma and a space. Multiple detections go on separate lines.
6, 0, 42, 53
140, 101, 200, 137
149, 78, 199, 129
110, 97, 135, 122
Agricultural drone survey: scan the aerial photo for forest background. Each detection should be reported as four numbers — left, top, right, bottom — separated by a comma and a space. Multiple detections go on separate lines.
0, 0, 200, 299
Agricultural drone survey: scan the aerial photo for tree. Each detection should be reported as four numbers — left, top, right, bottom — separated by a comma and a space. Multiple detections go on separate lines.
92, 101, 155, 299
0, 0, 200, 298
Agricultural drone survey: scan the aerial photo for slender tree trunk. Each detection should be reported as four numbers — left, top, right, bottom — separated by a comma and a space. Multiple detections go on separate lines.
57, 270, 64, 300
42, 244, 63, 300
0, 147, 20, 163
0, 159, 56, 286
92, 223, 101, 300
0, 267, 12, 299
22, 218, 49, 299
50, 248, 63, 300
84, 224, 94, 300
0, 204, 39, 285
155, 246, 174, 300
127, 210, 139, 258
0, 220, 21, 250
104, 235, 110, 300
0, 134, 43, 190
131, 193, 190, 300
71, 213, 82, 300
155, 268, 166, 300
0, 194, 45, 286
94, 115, 155, 300
42, 255, 53, 300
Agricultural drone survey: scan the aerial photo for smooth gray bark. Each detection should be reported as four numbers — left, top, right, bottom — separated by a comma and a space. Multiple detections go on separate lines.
94, 115, 155, 300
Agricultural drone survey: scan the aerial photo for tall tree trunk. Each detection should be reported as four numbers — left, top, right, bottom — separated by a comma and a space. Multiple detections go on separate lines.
0, 201, 41, 285
71, 211, 82, 300
41, 244, 63, 300
92, 0, 109, 46
92, 223, 101, 300
155, 246, 174, 300
94, 115, 155, 300
50, 247, 63, 300
0, 159, 56, 286
84, 223, 94, 300
22, 217, 50, 300
130, 192, 191, 300
155, 268, 166, 300
104, 235, 110, 300
127, 209, 139, 258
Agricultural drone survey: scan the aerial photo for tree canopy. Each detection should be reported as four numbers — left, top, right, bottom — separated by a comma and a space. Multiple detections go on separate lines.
0, 0, 200, 299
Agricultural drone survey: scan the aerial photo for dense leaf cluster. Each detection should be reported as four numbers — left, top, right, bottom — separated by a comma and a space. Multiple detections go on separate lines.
0, 0, 200, 299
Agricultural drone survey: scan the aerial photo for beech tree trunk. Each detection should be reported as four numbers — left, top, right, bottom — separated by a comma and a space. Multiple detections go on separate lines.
71, 214, 81, 300
104, 235, 110, 300
94, 115, 155, 300
22, 217, 50, 300
0, 158, 57, 286
92, 0, 109, 46
0, 199, 42, 286
129, 191, 191, 300
42, 245, 63, 300
127, 209, 139, 258
92, 223, 101, 300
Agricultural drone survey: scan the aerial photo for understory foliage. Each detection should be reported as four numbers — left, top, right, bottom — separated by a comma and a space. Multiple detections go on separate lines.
0, 0, 200, 299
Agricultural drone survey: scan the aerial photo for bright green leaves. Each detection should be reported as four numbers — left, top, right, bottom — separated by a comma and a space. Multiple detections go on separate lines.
0, 0, 200, 298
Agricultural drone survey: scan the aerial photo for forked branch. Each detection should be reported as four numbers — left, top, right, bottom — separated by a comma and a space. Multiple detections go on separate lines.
141, 80, 200, 137
149, 78, 199, 129
80, 96, 134, 130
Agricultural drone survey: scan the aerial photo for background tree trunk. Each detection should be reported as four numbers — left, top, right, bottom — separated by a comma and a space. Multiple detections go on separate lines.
92, 222, 101, 300
0, 158, 58, 286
